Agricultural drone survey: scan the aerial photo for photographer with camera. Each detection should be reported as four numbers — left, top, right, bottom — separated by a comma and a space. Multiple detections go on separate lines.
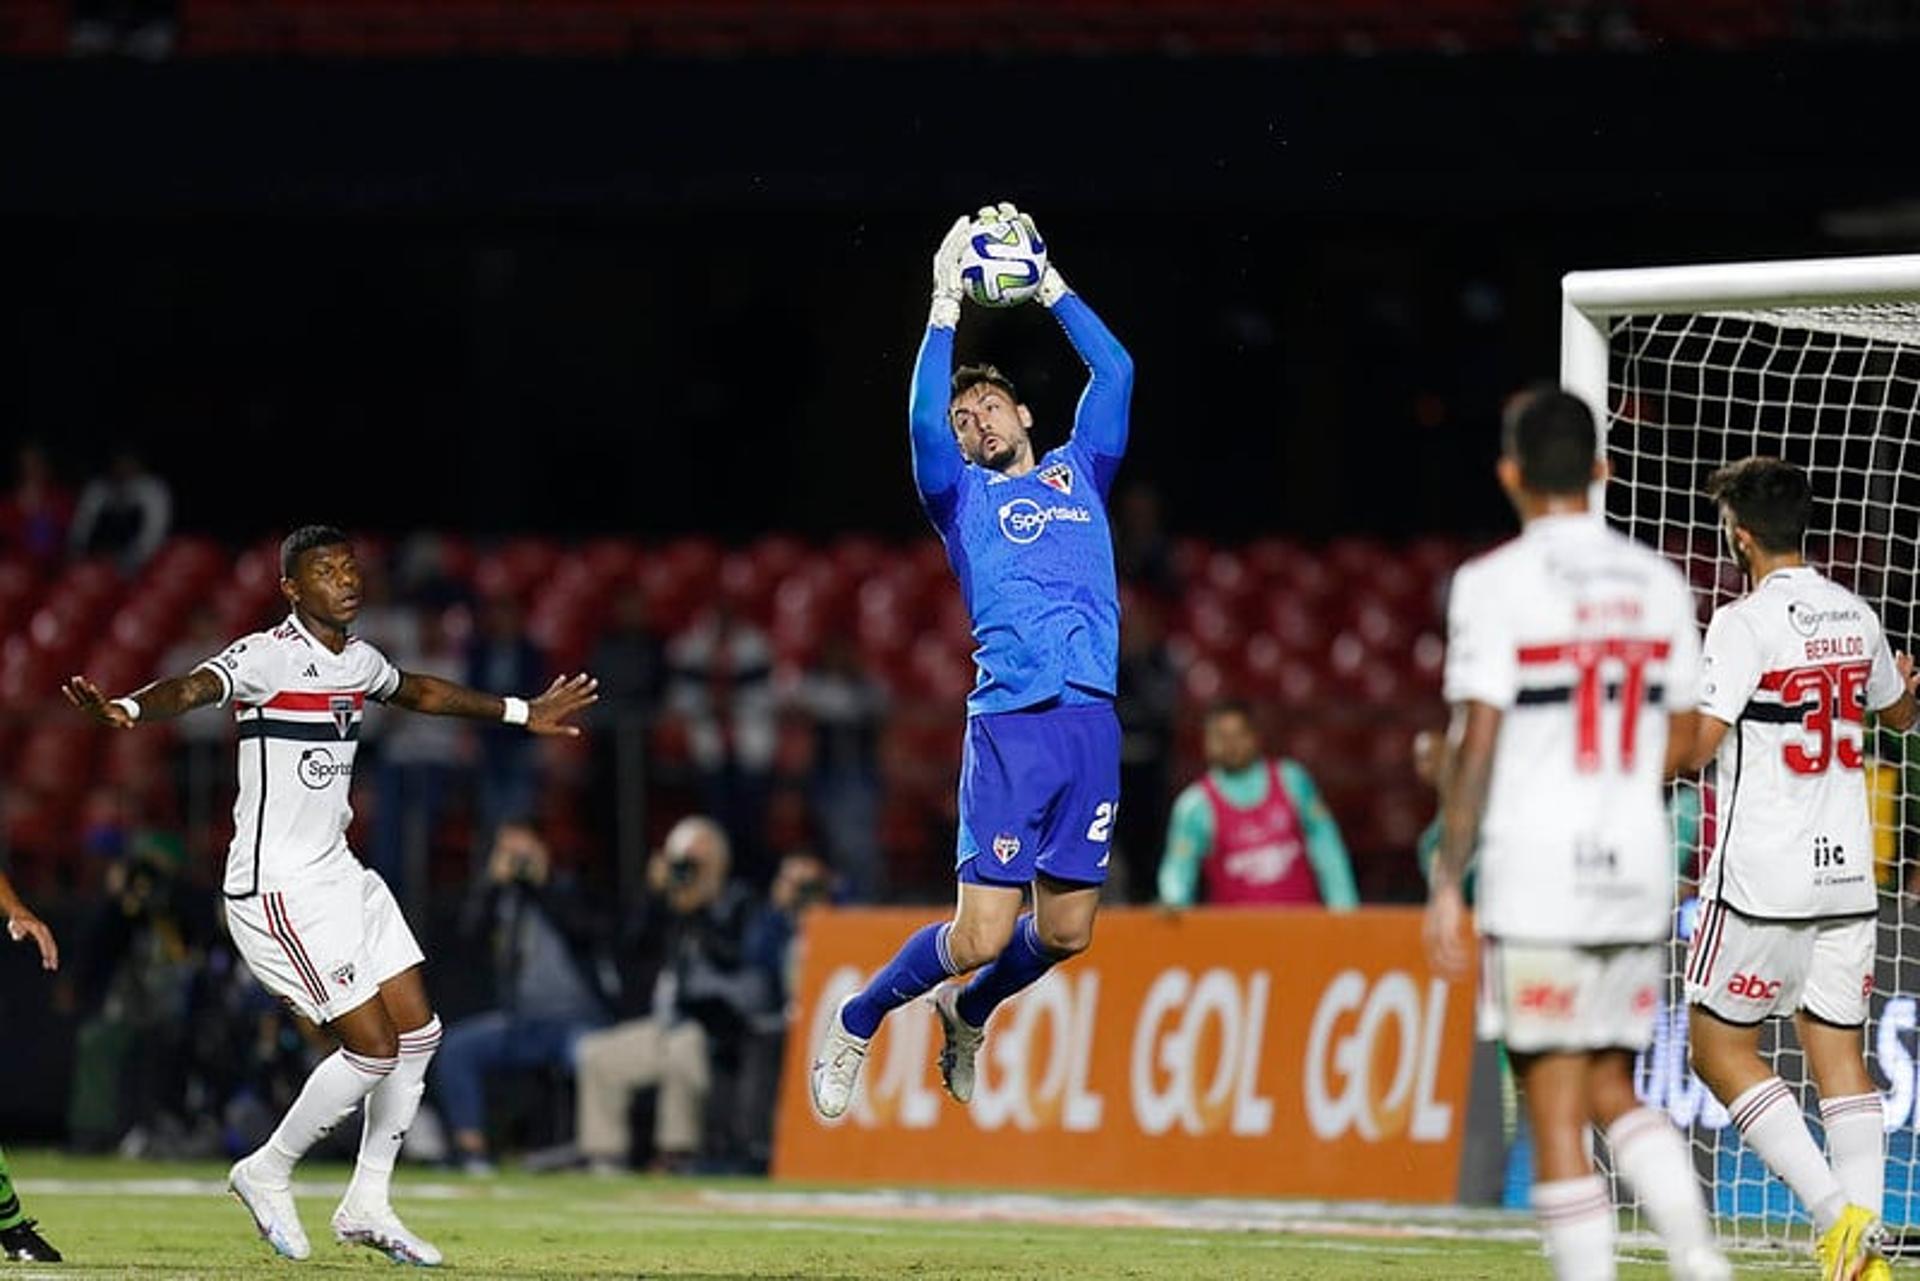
433, 822, 608, 1175
572, 815, 773, 1173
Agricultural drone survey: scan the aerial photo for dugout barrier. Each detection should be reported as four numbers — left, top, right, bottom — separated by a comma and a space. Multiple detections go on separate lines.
773, 907, 1481, 1202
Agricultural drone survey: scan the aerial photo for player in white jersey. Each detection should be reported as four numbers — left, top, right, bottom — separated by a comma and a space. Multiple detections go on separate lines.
1425, 389, 1727, 1281
62, 525, 596, 1266
1678, 458, 1917, 1281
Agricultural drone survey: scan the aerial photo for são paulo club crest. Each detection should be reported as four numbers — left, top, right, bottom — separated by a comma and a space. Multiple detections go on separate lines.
992, 833, 1022, 865
330, 695, 356, 739
1037, 462, 1073, 495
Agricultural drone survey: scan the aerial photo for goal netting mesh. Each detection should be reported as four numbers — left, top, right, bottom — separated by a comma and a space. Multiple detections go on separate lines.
1598, 299, 1920, 1251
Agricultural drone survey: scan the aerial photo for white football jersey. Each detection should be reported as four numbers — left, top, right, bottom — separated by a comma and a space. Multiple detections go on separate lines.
1698, 567, 1903, 920
197, 614, 401, 898
1446, 514, 1702, 945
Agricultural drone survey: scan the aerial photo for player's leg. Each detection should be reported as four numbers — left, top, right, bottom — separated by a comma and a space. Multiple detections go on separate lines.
334, 865, 443, 1263
1686, 911, 1857, 1241
0, 1147, 60, 1263
225, 882, 398, 1261
1796, 915, 1886, 1277
1514, 1051, 1618, 1281
1588, 1050, 1725, 1279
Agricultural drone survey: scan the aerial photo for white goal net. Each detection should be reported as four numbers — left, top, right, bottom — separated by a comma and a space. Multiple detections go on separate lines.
1562, 257, 1920, 1251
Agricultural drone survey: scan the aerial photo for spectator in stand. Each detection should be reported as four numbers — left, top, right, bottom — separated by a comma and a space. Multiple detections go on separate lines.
788, 631, 886, 903
0, 444, 74, 570
1114, 599, 1178, 902
1157, 700, 1358, 910
433, 823, 608, 1176
570, 816, 771, 1173
468, 593, 547, 843
70, 449, 172, 573
730, 850, 834, 1170
665, 602, 777, 883
374, 607, 471, 895
586, 588, 668, 886
157, 606, 230, 856
1111, 482, 1178, 601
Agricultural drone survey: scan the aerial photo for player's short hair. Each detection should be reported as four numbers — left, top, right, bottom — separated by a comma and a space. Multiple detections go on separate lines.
1501, 386, 1596, 496
950, 364, 1020, 407
281, 524, 351, 578
1707, 456, 1811, 555
1203, 698, 1257, 727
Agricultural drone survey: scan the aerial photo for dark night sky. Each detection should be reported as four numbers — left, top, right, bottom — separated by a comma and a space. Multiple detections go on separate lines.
8, 46, 1916, 544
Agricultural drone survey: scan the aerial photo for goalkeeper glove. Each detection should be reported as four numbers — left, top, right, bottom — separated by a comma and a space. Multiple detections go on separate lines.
929, 214, 969, 330
980, 200, 1071, 308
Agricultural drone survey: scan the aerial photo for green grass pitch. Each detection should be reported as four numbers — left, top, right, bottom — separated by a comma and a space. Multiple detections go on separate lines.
9, 1153, 1795, 1278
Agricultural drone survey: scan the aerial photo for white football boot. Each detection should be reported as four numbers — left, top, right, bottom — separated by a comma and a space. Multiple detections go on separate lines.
809, 994, 871, 1119
228, 1155, 311, 1261
931, 984, 985, 1105
332, 1200, 444, 1267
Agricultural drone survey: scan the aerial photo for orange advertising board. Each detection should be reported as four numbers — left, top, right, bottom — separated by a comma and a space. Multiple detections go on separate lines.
773, 907, 1477, 1202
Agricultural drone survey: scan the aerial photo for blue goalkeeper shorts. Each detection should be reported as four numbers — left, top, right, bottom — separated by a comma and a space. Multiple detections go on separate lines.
955, 700, 1120, 887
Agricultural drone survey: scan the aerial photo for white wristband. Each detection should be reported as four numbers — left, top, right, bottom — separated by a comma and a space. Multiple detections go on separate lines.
111, 697, 141, 722
502, 696, 529, 726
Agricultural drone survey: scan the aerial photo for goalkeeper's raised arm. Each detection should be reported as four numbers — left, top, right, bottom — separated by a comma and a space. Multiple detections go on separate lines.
1031, 218, 1134, 493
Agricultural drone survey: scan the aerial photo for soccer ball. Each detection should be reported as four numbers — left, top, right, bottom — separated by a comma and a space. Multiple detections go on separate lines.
960, 216, 1047, 308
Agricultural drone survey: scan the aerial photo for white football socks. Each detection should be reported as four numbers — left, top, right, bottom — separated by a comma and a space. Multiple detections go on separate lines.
1818, 1092, 1885, 1218
1728, 1076, 1846, 1231
1533, 1174, 1617, 1281
1605, 1107, 1721, 1266
252, 1048, 397, 1186
345, 1016, 442, 1210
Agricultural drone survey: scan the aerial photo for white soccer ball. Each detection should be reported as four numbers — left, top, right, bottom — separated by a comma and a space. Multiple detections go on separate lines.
960, 216, 1047, 308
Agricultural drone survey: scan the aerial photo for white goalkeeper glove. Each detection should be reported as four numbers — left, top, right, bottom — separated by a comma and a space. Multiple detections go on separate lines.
980, 201, 1071, 308
929, 215, 969, 329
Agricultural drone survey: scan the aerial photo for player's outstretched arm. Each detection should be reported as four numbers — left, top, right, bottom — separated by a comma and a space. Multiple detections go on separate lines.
61, 670, 225, 729
389, 671, 598, 737
907, 216, 970, 511
1011, 207, 1134, 474
1877, 651, 1920, 732
0, 873, 56, 972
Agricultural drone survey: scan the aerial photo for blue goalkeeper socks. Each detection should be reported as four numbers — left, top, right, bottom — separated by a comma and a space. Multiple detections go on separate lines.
841, 922, 957, 1039
956, 914, 1058, 1029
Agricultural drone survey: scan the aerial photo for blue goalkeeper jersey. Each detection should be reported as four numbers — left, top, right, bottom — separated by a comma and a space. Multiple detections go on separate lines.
908, 293, 1134, 717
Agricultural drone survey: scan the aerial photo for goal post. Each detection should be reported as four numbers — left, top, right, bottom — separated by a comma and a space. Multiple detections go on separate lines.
1559, 253, 1920, 1249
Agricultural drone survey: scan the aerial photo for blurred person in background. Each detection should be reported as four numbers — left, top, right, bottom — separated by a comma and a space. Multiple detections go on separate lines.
586, 587, 667, 892
433, 823, 607, 1176
1157, 700, 1357, 909
66, 832, 219, 1157
570, 816, 771, 1174
788, 631, 886, 903
468, 592, 547, 844
374, 608, 471, 897
1111, 483, 1177, 602
1113, 599, 1178, 902
0, 444, 73, 570
70, 448, 172, 573
0, 869, 63, 1262
158, 607, 232, 858
729, 850, 833, 1170
665, 601, 777, 884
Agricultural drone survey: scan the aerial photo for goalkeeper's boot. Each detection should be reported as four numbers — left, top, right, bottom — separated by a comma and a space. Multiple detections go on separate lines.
931, 984, 985, 1105
1816, 1204, 1884, 1281
332, 1200, 443, 1267
0, 1219, 61, 1263
228, 1155, 311, 1261
808, 994, 870, 1120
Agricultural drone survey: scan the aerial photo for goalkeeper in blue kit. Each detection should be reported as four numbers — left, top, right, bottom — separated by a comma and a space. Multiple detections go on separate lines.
810, 203, 1133, 1117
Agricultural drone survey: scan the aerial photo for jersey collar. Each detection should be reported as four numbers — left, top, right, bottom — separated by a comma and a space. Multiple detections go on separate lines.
285, 611, 349, 654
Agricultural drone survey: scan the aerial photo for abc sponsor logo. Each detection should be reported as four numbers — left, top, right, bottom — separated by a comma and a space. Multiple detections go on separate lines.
297, 746, 353, 790
1303, 970, 1455, 1143
997, 498, 1092, 545
1726, 971, 1783, 1002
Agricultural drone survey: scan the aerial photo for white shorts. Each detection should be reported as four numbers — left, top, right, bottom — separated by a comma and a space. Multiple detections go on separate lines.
1477, 939, 1664, 1055
225, 866, 425, 1024
1684, 902, 1875, 1028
